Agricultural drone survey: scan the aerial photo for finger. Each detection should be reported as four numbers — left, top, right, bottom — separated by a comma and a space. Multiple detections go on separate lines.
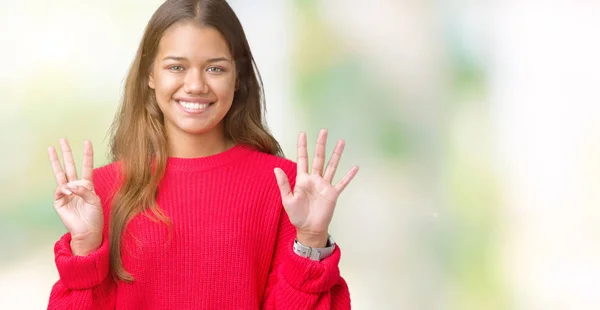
67, 179, 95, 191
297, 132, 308, 175
81, 140, 94, 183
274, 168, 293, 200
66, 183, 100, 206
60, 138, 78, 182
323, 139, 345, 183
48, 146, 68, 185
334, 165, 359, 193
54, 185, 71, 202
311, 129, 327, 176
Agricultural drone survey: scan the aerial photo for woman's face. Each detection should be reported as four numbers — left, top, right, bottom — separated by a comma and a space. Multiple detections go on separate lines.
149, 22, 237, 140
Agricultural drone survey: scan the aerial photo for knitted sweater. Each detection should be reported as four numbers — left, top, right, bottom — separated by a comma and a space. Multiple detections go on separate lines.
48, 144, 351, 309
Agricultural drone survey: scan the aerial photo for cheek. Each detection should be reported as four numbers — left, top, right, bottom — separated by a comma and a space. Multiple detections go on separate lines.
155, 73, 181, 96
210, 76, 237, 102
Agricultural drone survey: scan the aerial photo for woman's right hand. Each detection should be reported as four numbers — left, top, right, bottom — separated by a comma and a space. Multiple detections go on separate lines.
48, 138, 103, 256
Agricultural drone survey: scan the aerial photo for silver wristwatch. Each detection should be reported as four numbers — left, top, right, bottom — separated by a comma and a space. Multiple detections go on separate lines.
293, 235, 336, 261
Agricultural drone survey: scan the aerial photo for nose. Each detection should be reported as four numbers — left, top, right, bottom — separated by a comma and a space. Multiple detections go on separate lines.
183, 69, 209, 94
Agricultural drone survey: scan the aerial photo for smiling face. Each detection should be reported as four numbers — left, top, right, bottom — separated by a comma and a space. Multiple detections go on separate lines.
148, 21, 237, 148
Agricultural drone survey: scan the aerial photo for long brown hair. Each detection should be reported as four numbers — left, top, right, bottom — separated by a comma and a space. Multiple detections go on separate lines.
108, 0, 282, 282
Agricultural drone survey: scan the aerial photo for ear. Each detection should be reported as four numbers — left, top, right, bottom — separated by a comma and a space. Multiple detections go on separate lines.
148, 71, 156, 89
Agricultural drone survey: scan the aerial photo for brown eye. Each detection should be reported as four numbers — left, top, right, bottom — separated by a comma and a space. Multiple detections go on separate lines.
169, 65, 184, 71
207, 67, 224, 73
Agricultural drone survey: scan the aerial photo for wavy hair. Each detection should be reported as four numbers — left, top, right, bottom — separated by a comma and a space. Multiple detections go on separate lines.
108, 0, 282, 281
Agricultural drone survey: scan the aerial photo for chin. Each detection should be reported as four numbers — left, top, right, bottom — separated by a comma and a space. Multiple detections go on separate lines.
180, 127, 213, 135
179, 122, 221, 135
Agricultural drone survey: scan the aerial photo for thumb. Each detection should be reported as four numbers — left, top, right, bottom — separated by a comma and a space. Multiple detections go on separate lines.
274, 168, 293, 200
66, 182, 100, 207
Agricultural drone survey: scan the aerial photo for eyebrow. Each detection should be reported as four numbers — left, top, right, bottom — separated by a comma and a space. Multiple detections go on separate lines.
162, 56, 231, 63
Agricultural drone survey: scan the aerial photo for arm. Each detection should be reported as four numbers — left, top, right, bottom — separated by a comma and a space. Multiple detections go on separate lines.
261, 210, 350, 309
46, 140, 118, 309
48, 233, 117, 310
264, 130, 359, 309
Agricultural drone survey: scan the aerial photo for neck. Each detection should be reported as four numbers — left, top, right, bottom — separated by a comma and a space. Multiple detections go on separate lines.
166, 125, 233, 158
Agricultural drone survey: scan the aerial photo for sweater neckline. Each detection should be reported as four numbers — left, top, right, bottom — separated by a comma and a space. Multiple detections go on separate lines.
166, 144, 252, 172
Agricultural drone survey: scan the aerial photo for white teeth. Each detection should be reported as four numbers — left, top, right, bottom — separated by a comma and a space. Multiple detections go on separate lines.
178, 101, 210, 110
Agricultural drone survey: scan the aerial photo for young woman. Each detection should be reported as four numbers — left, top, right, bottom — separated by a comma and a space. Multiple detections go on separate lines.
47, 0, 358, 309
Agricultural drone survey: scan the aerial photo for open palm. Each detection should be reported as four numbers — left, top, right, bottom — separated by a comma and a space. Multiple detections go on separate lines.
274, 129, 359, 242
48, 139, 103, 254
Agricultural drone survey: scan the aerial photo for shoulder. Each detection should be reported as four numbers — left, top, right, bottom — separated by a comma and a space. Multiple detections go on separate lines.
242, 146, 297, 179
93, 161, 121, 183
92, 161, 121, 202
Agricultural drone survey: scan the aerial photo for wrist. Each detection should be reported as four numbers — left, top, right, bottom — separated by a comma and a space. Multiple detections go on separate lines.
296, 231, 329, 248
70, 233, 102, 256
293, 234, 336, 261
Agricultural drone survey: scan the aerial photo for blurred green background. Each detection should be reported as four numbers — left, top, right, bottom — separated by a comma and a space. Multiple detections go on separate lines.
1, 0, 600, 309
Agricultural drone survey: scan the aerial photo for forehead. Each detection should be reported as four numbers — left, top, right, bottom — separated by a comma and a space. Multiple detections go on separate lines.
157, 22, 232, 59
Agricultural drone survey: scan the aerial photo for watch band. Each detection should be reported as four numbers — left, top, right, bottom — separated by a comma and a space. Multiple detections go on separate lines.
293, 235, 336, 261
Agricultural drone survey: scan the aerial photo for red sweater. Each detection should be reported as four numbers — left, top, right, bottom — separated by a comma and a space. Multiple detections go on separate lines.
48, 145, 351, 309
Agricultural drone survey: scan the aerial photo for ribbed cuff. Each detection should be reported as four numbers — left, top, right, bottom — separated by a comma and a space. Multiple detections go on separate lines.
54, 233, 110, 290
280, 239, 342, 294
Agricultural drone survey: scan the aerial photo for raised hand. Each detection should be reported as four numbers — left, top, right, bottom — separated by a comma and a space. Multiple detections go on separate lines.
48, 139, 103, 256
274, 129, 359, 248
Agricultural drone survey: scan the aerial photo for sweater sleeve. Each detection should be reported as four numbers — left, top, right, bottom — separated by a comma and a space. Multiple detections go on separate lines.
261, 162, 351, 309
48, 233, 117, 310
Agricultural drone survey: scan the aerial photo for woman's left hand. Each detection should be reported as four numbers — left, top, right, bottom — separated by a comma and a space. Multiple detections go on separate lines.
274, 129, 359, 248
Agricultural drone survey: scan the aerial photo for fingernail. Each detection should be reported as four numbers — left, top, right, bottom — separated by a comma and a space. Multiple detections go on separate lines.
67, 183, 77, 190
